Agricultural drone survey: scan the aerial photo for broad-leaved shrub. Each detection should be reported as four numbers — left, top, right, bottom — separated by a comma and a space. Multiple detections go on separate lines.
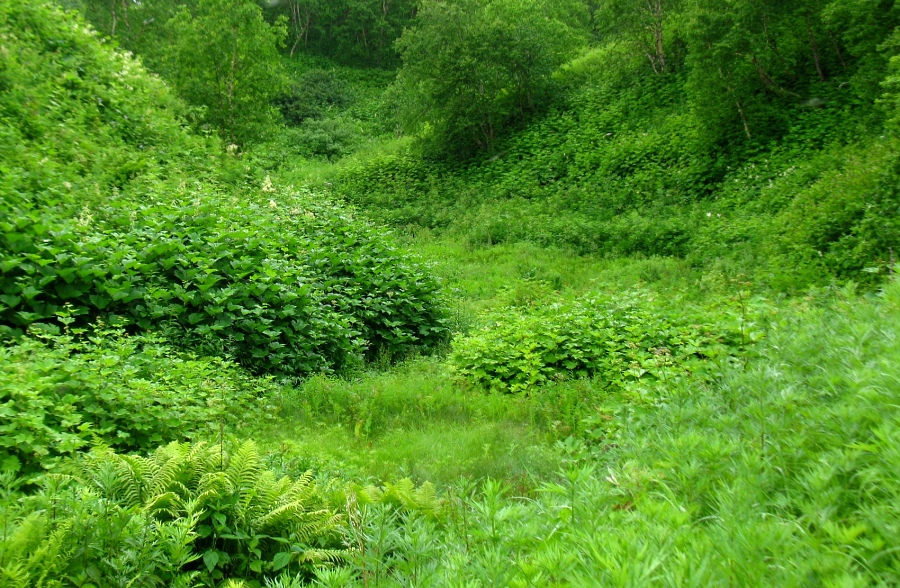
0, 327, 276, 476
452, 291, 735, 393
0, 3, 449, 376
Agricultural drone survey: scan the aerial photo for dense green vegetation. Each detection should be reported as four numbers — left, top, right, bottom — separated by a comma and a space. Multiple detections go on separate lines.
2, 0, 900, 586
0, 1, 447, 379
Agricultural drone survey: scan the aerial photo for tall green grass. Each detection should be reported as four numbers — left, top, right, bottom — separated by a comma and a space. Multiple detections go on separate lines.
307, 279, 900, 587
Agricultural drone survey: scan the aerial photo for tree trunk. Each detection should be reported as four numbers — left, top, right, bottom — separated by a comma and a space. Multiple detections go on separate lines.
643, 0, 667, 74
829, 31, 848, 70
719, 67, 751, 139
120, 0, 129, 33
735, 98, 751, 139
227, 42, 238, 145
807, 16, 826, 82
751, 55, 781, 93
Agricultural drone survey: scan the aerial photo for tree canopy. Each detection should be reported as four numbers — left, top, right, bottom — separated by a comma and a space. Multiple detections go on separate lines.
165, 0, 287, 145
394, 0, 589, 156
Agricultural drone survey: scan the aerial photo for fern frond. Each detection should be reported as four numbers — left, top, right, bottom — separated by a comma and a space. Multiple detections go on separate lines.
224, 439, 261, 492
12, 515, 74, 586
254, 501, 309, 530
293, 470, 315, 490
144, 444, 194, 500
291, 512, 343, 544
0, 562, 31, 588
384, 478, 416, 506
143, 491, 184, 517
193, 472, 228, 507
1, 513, 47, 574
354, 484, 383, 506
296, 548, 348, 565
412, 481, 445, 517
110, 452, 152, 506
182, 441, 216, 475
285, 476, 318, 505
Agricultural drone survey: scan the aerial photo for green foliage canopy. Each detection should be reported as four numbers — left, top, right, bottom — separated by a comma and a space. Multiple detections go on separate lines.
260, 0, 420, 66
394, 0, 589, 157
165, 0, 288, 145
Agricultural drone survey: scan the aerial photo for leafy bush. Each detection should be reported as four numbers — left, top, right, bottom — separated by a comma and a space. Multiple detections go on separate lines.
0, 440, 345, 587
0, 200, 352, 375
774, 139, 900, 280
1, 185, 449, 376
452, 290, 739, 393
0, 327, 277, 477
278, 68, 354, 125
290, 118, 363, 160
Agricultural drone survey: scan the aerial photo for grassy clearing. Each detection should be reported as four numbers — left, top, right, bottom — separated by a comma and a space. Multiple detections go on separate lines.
255, 357, 561, 488
248, 236, 686, 482
249, 236, 756, 489
396, 234, 736, 331
298, 275, 900, 587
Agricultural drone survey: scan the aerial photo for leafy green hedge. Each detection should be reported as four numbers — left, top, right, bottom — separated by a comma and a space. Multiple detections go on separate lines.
0, 186, 448, 375
452, 291, 737, 393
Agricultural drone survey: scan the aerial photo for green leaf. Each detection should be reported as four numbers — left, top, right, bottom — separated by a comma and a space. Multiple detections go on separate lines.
203, 550, 220, 572
1, 455, 21, 473
272, 551, 292, 571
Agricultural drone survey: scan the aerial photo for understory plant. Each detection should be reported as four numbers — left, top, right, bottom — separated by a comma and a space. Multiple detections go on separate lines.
0, 440, 346, 587
452, 289, 744, 393
0, 326, 277, 477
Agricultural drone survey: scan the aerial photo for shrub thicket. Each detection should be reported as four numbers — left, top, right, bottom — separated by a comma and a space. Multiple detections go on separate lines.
0, 327, 277, 477
452, 290, 744, 393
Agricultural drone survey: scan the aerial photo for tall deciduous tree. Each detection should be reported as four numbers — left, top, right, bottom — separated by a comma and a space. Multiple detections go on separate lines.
394, 0, 588, 157
165, 0, 287, 145
260, 0, 419, 66
822, 0, 900, 97
592, 0, 684, 74
682, 0, 850, 143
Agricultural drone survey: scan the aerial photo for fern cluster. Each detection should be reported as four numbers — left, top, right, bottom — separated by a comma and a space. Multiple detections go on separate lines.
1, 440, 345, 587
0, 470, 199, 588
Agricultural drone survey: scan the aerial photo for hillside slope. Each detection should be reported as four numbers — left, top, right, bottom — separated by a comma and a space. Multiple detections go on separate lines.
0, 2, 448, 377
316, 27, 900, 291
